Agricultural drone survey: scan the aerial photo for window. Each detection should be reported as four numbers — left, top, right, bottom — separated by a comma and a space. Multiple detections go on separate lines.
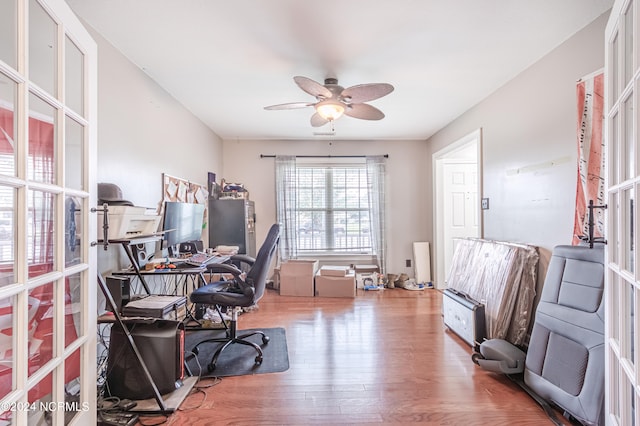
296, 165, 371, 254
275, 155, 387, 272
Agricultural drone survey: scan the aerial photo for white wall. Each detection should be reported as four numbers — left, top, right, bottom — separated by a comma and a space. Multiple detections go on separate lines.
87, 27, 224, 276
425, 11, 609, 283
91, 28, 223, 208
221, 138, 429, 275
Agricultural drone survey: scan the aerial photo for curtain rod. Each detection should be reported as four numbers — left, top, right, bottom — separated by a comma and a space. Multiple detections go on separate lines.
260, 154, 388, 158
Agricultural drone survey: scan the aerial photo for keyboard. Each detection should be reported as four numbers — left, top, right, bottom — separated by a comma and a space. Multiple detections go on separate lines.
185, 253, 220, 267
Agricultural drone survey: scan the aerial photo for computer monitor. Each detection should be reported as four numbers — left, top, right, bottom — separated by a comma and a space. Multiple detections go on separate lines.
162, 202, 205, 256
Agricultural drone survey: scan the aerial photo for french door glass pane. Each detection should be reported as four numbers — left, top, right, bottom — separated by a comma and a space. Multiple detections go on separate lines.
0, 73, 16, 177
612, 110, 620, 186
0, 0, 16, 68
623, 188, 634, 273
64, 36, 84, 117
27, 282, 55, 377
612, 355, 621, 422
0, 296, 14, 400
0, 185, 15, 286
624, 282, 635, 364
65, 347, 82, 423
29, 0, 57, 97
630, 381, 637, 426
613, 32, 620, 103
28, 371, 53, 424
612, 272, 621, 343
64, 272, 82, 347
65, 196, 82, 267
28, 93, 56, 184
64, 116, 83, 190
624, 93, 634, 180
624, 2, 634, 87
27, 189, 55, 278
611, 191, 620, 265
622, 369, 634, 425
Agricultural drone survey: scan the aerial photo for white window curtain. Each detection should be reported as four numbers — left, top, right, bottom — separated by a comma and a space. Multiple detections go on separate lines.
366, 156, 387, 274
275, 155, 298, 261
275, 155, 387, 273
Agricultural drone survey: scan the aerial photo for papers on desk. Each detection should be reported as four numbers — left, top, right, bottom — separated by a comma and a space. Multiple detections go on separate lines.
142, 253, 230, 271
214, 245, 239, 255
186, 253, 223, 266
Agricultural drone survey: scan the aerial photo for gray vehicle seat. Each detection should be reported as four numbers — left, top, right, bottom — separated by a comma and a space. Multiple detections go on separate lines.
475, 244, 605, 425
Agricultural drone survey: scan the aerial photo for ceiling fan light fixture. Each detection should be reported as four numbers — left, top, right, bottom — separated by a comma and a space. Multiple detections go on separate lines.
315, 100, 345, 121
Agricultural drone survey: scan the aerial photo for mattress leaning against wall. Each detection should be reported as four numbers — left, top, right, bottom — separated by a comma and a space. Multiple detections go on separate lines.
446, 238, 539, 346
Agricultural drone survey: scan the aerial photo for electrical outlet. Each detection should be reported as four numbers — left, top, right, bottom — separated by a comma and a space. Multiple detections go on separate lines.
481, 198, 490, 210
406, 259, 411, 267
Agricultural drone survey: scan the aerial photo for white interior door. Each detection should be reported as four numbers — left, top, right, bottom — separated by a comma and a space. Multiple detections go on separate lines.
433, 129, 482, 289
0, 0, 97, 424
442, 161, 479, 286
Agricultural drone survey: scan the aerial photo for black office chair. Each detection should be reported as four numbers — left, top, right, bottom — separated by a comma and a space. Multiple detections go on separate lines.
190, 223, 280, 371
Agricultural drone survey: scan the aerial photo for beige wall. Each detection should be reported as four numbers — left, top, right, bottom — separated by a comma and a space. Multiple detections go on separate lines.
425, 11, 609, 284
91, 10, 608, 283
220, 12, 609, 281
87, 26, 223, 276
220, 139, 429, 276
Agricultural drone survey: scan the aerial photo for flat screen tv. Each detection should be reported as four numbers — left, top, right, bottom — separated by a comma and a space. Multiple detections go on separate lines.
162, 202, 205, 254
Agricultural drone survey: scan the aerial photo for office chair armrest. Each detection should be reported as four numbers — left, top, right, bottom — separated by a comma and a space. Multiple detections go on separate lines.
242, 285, 255, 298
206, 262, 243, 276
230, 254, 256, 267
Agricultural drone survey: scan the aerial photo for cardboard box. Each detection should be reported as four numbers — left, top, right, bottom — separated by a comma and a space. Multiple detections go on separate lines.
354, 264, 380, 274
279, 260, 319, 296
315, 271, 356, 298
319, 265, 350, 277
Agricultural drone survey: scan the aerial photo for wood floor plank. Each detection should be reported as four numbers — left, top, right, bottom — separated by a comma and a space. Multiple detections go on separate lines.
136, 288, 564, 425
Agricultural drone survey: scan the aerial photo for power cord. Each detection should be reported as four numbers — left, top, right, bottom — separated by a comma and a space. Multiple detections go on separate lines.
97, 396, 139, 426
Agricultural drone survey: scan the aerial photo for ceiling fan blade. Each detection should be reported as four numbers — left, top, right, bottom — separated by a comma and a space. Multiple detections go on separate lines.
264, 102, 314, 110
341, 83, 394, 103
294, 76, 332, 99
310, 112, 329, 127
345, 103, 385, 120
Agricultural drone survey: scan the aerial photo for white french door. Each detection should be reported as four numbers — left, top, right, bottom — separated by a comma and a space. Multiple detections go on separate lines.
605, 0, 640, 424
0, 0, 97, 425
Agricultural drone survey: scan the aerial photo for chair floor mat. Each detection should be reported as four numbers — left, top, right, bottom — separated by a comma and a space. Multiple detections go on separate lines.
184, 327, 289, 378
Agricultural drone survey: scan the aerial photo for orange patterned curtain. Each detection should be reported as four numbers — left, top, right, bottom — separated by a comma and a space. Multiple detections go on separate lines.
573, 72, 605, 245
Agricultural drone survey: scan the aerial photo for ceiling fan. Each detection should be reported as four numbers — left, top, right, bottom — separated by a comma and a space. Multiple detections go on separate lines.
264, 76, 394, 127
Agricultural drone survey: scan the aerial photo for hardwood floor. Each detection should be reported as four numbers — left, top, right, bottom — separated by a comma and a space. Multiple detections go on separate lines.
138, 288, 557, 425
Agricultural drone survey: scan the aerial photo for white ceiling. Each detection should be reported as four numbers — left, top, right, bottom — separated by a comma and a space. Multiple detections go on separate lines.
65, 0, 613, 141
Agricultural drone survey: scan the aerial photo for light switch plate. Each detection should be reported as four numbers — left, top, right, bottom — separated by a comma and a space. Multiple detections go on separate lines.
481, 198, 489, 210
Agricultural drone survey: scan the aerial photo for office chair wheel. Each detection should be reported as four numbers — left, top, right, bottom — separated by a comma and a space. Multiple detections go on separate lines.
262, 335, 270, 344
255, 355, 263, 365
471, 352, 484, 365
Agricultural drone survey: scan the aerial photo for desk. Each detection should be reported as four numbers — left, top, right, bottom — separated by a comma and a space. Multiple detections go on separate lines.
97, 235, 165, 294
96, 233, 229, 412
113, 255, 230, 295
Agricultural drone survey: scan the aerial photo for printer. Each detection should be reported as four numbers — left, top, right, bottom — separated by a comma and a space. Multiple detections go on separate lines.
97, 183, 161, 240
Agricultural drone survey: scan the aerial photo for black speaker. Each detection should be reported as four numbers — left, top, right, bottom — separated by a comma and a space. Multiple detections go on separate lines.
106, 319, 184, 400
179, 240, 203, 255
131, 243, 152, 267
105, 276, 131, 314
